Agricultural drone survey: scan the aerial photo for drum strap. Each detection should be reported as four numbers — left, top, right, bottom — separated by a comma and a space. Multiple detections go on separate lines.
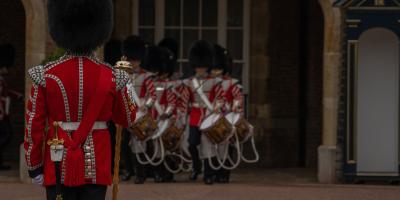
192, 78, 213, 111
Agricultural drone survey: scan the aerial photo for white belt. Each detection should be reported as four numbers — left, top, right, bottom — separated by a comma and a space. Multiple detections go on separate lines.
192, 103, 206, 108
58, 121, 108, 132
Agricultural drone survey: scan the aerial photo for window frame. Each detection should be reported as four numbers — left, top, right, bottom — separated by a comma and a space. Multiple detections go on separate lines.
131, 0, 250, 93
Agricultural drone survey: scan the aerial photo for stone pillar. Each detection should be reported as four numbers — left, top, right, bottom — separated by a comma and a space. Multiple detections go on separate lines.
21, 0, 47, 183
248, 0, 270, 166
317, 0, 343, 184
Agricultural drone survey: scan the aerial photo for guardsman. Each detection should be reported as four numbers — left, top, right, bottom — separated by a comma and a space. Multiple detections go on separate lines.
212, 44, 244, 183
119, 35, 147, 182
145, 46, 178, 182
184, 40, 225, 185
121, 36, 154, 184
23, 0, 136, 199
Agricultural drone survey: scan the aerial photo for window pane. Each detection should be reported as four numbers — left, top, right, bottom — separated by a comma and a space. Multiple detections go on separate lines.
228, 0, 243, 27
201, 30, 217, 44
183, 30, 199, 58
165, 29, 181, 44
202, 0, 217, 26
183, 0, 199, 26
165, 0, 181, 26
227, 30, 243, 59
139, 0, 155, 26
139, 29, 155, 44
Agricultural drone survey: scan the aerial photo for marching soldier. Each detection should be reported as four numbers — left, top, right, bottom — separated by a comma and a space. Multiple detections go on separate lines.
121, 36, 154, 184
119, 35, 147, 182
212, 44, 244, 183
139, 45, 170, 183
24, 0, 136, 199
158, 38, 180, 182
184, 40, 225, 185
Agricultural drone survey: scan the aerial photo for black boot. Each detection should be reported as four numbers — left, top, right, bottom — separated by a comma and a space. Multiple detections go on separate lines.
120, 171, 133, 181
189, 170, 201, 181
134, 177, 145, 184
204, 177, 214, 185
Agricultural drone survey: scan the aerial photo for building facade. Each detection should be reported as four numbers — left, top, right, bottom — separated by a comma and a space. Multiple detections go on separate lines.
3, 0, 399, 183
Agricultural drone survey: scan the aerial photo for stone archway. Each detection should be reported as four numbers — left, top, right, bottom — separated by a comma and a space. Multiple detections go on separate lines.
317, 0, 343, 184
249, 0, 343, 183
21, 0, 47, 96
19, 0, 47, 183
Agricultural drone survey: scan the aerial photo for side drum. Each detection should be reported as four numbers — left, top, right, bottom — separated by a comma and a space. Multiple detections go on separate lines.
161, 119, 184, 153
131, 111, 158, 141
200, 113, 233, 144
225, 112, 251, 143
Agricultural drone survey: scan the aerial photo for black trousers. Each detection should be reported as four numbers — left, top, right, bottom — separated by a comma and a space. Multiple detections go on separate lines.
121, 128, 134, 174
204, 157, 218, 180
216, 146, 233, 180
108, 121, 116, 173
0, 120, 12, 165
133, 153, 146, 179
188, 126, 202, 172
46, 184, 107, 200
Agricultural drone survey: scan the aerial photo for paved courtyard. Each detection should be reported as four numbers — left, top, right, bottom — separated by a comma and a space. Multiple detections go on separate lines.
1, 168, 399, 200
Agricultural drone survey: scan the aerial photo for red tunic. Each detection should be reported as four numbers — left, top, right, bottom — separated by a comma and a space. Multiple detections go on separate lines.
157, 79, 177, 117
24, 55, 136, 186
222, 77, 244, 112
185, 76, 224, 127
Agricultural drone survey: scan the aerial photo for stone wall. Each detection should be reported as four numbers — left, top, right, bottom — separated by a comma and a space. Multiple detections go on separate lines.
249, 0, 324, 168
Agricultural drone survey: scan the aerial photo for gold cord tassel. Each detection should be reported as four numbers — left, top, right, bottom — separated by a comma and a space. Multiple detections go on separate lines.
112, 125, 123, 200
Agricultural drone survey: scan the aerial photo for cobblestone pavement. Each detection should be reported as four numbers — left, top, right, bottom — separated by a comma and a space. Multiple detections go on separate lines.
1, 168, 399, 200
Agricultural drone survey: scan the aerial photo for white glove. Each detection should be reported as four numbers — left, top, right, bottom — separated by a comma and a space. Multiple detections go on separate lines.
32, 174, 44, 185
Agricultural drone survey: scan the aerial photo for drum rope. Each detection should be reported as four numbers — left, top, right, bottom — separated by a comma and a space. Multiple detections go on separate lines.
219, 131, 242, 170
136, 138, 166, 166
208, 143, 226, 170
241, 136, 260, 163
163, 153, 183, 174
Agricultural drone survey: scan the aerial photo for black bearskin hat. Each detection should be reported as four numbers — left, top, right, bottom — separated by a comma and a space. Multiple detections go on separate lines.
158, 38, 179, 61
163, 48, 176, 77
122, 35, 147, 61
188, 40, 214, 69
0, 44, 15, 68
213, 44, 233, 74
104, 39, 122, 66
141, 45, 169, 74
48, 0, 114, 54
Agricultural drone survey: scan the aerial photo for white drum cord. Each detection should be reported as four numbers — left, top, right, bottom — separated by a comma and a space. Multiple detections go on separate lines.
163, 154, 181, 174
136, 137, 166, 166
219, 131, 242, 170
241, 136, 260, 163
212, 127, 241, 170
164, 149, 193, 174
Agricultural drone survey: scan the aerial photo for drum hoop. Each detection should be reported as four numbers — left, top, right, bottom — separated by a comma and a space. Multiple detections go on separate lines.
199, 113, 222, 131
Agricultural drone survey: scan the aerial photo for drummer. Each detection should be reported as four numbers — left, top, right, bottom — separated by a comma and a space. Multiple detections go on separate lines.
141, 45, 177, 182
122, 36, 156, 185
212, 44, 244, 183
184, 40, 225, 185
158, 38, 181, 182
120, 35, 147, 182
